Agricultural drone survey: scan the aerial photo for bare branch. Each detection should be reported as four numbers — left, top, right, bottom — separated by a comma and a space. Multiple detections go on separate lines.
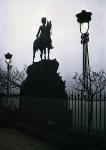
72, 70, 106, 96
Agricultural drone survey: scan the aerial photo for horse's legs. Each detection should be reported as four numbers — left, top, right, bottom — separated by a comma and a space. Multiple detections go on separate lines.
40, 50, 43, 60
48, 48, 50, 59
44, 48, 46, 59
33, 50, 35, 63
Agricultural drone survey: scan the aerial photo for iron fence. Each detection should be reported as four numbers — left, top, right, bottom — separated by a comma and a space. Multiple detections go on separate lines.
0, 95, 20, 111
68, 90, 106, 138
1, 93, 106, 138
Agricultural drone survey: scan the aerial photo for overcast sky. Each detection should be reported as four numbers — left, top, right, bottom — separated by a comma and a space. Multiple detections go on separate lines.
0, 0, 106, 91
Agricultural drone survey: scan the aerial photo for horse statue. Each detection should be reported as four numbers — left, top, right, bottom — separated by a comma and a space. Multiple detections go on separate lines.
33, 17, 53, 63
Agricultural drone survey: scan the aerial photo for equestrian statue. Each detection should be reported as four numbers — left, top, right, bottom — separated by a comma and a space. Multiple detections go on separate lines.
33, 17, 53, 63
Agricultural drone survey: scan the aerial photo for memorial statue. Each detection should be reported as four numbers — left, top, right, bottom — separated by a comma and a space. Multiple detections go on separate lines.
33, 17, 53, 63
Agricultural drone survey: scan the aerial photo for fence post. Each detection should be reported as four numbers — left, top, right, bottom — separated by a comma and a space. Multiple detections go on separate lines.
71, 91, 74, 135
77, 91, 80, 135
104, 92, 106, 137
95, 93, 98, 136
88, 93, 93, 136
75, 92, 77, 134
100, 91, 102, 136
81, 90, 83, 135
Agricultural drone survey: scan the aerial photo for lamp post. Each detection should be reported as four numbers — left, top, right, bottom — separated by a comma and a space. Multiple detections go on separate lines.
5, 52, 12, 98
76, 10, 92, 90
76, 10, 93, 135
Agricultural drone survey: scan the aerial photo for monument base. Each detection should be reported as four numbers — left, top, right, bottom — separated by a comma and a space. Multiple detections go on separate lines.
19, 97, 72, 128
19, 59, 72, 127
20, 59, 67, 98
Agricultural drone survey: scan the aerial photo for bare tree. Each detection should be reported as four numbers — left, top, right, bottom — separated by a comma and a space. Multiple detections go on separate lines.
10, 65, 27, 89
72, 69, 106, 135
0, 65, 7, 93
0, 64, 27, 94
72, 69, 106, 95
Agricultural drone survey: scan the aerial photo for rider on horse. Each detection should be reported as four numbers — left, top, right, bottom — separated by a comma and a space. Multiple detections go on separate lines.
36, 17, 53, 50
33, 17, 53, 62
36, 17, 46, 45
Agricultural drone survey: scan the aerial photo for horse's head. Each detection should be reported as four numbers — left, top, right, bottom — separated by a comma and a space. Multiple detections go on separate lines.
46, 21, 52, 30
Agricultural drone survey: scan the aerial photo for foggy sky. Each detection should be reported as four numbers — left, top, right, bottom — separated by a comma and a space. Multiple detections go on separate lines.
0, 0, 106, 91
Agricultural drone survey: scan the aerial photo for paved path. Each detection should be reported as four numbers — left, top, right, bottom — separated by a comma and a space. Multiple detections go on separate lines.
0, 128, 59, 150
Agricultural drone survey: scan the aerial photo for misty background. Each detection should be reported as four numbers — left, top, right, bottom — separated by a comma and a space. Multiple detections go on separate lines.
0, 0, 106, 92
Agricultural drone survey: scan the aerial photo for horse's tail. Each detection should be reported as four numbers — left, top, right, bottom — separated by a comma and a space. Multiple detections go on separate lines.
33, 39, 39, 51
33, 40, 38, 63
33, 40, 36, 51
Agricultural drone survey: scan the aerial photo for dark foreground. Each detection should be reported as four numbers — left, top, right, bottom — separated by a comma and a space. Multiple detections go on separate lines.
0, 128, 59, 150
0, 106, 105, 150
0, 127, 105, 150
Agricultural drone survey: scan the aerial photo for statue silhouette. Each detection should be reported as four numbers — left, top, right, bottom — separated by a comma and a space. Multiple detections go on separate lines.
33, 17, 53, 63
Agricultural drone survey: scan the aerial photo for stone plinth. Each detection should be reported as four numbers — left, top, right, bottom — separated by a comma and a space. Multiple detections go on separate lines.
20, 59, 67, 98
18, 59, 72, 127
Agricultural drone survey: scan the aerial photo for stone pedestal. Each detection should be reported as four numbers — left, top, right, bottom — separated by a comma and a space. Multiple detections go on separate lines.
20, 59, 67, 98
19, 59, 72, 127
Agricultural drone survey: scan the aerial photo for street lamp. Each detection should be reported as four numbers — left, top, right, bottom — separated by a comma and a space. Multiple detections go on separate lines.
76, 10, 93, 135
76, 10, 92, 89
5, 52, 12, 97
5, 52, 12, 64
76, 10, 92, 34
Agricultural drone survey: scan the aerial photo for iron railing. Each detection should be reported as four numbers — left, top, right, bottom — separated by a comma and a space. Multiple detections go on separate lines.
68, 90, 106, 138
